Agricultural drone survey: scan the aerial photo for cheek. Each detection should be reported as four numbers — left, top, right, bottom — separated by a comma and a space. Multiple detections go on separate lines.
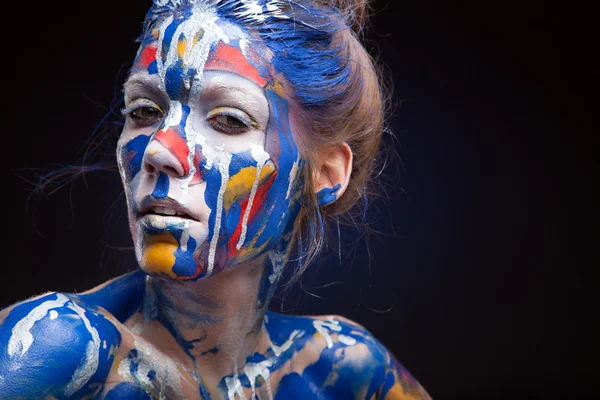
222, 159, 278, 252
117, 134, 151, 183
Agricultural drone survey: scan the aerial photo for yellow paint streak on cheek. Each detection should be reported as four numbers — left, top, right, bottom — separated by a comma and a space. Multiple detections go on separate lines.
142, 233, 178, 278
223, 163, 275, 209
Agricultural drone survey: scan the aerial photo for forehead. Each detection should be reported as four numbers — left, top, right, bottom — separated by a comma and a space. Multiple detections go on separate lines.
129, 5, 275, 91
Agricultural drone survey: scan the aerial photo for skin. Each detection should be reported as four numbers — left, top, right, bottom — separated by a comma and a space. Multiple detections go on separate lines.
0, 4, 432, 400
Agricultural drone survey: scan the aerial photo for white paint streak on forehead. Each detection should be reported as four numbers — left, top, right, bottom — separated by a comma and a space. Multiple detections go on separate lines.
64, 303, 101, 397
8, 293, 70, 358
155, 3, 228, 99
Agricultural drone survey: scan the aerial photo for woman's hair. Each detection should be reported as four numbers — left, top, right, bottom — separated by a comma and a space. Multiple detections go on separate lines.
142, 0, 389, 284
31, 0, 390, 286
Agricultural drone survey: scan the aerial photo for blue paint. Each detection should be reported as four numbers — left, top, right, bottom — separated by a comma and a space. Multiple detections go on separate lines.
172, 235, 198, 276
152, 171, 170, 199
0, 293, 121, 399
275, 372, 322, 399
75, 269, 146, 322
317, 183, 341, 206
148, 59, 158, 74
201, 346, 219, 356
122, 134, 151, 181
104, 382, 152, 400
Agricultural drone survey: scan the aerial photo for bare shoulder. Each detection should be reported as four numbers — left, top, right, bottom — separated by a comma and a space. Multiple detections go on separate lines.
0, 290, 124, 399
265, 312, 432, 399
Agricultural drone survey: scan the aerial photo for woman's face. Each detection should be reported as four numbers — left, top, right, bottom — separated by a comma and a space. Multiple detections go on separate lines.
117, 7, 304, 280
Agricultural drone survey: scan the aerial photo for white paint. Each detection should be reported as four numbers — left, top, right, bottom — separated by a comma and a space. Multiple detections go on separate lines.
103, 340, 107, 349
63, 302, 101, 397
268, 250, 286, 284
49, 310, 58, 320
134, 337, 185, 398
225, 363, 248, 400
162, 100, 183, 132
223, 327, 305, 399
339, 335, 357, 346
313, 317, 342, 349
244, 359, 274, 400
270, 329, 304, 357
8, 293, 69, 358
207, 150, 232, 275
238, 0, 287, 22
117, 357, 132, 380
285, 157, 300, 200
237, 144, 270, 250
181, 228, 190, 252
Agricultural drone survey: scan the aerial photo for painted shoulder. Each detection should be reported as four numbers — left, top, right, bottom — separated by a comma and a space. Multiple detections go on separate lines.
0, 274, 145, 400
265, 312, 432, 400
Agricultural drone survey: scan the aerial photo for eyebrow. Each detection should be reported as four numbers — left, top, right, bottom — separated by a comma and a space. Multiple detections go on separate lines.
123, 75, 164, 102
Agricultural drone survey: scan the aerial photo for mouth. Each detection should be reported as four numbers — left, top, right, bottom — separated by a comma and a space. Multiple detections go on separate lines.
138, 198, 199, 227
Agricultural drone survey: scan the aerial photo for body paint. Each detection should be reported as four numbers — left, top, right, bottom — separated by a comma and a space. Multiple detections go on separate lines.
0, 293, 121, 398
317, 183, 341, 207
120, 2, 304, 281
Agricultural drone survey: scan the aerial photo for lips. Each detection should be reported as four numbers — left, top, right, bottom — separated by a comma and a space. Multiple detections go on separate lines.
138, 197, 198, 222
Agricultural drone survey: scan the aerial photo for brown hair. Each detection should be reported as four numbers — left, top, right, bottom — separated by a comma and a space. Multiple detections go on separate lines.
289, 0, 391, 285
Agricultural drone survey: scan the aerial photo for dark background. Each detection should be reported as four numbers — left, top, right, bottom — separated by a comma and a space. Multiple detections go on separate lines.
2, 0, 594, 398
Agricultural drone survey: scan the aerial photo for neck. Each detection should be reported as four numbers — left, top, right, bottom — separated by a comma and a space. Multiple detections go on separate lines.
135, 253, 281, 387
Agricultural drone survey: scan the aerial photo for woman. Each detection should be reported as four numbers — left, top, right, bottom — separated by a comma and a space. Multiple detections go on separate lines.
0, 0, 431, 398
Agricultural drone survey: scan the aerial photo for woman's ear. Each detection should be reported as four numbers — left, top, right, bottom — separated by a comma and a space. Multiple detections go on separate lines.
314, 142, 353, 207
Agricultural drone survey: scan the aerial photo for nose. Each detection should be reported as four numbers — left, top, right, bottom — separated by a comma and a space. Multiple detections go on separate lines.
143, 128, 191, 178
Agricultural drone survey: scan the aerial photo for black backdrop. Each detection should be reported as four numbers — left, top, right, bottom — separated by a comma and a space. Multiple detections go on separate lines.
1, 1, 594, 398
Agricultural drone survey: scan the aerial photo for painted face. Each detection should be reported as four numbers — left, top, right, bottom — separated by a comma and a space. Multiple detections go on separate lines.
117, 5, 304, 281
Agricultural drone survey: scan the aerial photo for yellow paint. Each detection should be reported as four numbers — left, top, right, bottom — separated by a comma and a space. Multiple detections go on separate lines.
193, 29, 204, 47
223, 163, 275, 209
177, 37, 188, 61
384, 381, 412, 400
142, 233, 178, 278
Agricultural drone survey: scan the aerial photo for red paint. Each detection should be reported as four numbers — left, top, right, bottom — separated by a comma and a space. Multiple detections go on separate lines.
227, 173, 277, 257
136, 44, 158, 69
190, 150, 205, 185
205, 42, 268, 88
155, 128, 190, 175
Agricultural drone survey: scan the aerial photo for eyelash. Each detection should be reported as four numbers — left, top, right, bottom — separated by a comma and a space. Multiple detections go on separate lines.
207, 108, 261, 135
121, 103, 261, 134
121, 104, 164, 127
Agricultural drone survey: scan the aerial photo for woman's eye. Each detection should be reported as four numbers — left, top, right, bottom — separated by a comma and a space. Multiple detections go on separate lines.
208, 109, 258, 135
124, 106, 164, 127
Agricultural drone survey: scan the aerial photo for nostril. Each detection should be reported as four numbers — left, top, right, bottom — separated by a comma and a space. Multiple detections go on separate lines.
144, 163, 156, 174
164, 166, 179, 176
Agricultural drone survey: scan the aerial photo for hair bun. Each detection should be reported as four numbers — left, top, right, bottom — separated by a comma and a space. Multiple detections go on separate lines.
320, 0, 370, 34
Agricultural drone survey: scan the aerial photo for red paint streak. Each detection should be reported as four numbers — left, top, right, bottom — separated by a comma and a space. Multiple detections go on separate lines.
177, 262, 206, 281
155, 129, 190, 175
136, 44, 158, 69
190, 150, 205, 185
227, 173, 277, 257
205, 42, 267, 88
